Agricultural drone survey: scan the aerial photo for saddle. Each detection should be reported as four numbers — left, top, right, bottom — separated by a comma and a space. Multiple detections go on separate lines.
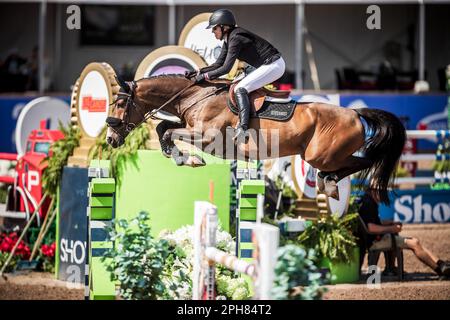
227, 82, 296, 121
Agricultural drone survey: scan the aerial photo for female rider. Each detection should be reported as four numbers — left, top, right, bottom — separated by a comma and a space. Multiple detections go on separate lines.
188, 9, 286, 141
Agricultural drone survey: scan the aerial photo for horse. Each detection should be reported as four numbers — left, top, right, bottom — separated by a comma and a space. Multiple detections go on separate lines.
105, 74, 406, 205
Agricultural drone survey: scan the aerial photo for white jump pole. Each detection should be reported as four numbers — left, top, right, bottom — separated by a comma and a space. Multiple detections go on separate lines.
394, 177, 436, 185
401, 154, 450, 161
397, 130, 450, 184
406, 130, 450, 141
193, 200, 279, 300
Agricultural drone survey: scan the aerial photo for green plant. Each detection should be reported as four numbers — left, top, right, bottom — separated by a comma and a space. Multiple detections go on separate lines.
89, 124, 152, 187
271, 244, 327, 300
41, 121, 81, 197
347, 195, 361, 216
274, 175, 298, 217
0, 252, 19, 273
297, 213, 358, 264
102, 211, 171, 300
0, 184, 7, 204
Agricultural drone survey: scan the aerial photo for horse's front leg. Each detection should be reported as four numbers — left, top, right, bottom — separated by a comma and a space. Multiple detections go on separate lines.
162, 128, 206, 167
156, 120, 184, 158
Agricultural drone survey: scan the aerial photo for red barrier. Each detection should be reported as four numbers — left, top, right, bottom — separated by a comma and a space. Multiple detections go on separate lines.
0, 176, 14, 184
0, 153, 18, 161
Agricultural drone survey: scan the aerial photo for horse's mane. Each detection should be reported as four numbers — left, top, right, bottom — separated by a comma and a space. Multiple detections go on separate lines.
136, 74, 231, 85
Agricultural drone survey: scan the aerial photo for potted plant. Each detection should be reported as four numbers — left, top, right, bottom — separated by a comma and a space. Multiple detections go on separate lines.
297, 212, 360, 284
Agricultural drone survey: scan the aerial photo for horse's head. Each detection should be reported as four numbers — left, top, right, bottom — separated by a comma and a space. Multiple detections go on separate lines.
106, 76, 148, 148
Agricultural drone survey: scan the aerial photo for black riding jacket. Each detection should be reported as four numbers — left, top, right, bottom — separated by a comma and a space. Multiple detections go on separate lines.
200, 27, 281, 80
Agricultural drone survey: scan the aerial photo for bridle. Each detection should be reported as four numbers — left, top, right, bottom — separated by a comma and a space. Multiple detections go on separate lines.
106, 79, 195, 140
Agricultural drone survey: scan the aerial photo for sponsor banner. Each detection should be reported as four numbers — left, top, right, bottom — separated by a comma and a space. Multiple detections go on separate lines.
379, 189, 450, 223
57, 166, 89, 283
78, 70, 110, 137
0, 96, 70, 153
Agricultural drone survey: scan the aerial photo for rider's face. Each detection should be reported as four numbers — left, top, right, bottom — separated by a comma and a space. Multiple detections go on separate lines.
212, 25, 222, 40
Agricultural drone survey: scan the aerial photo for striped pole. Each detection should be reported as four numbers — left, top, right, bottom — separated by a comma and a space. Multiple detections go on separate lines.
204, 247, 256, 277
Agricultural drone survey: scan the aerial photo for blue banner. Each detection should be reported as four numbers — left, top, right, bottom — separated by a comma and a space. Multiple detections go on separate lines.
0, 96, 70, 153
379, 189, 450, 223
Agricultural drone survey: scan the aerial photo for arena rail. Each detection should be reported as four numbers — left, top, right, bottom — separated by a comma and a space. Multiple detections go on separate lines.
394, 130, 450, 185
406, 130, 450, 140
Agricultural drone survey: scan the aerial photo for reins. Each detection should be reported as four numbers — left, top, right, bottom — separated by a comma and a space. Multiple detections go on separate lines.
109, 78, 230, 138
144, 82, 196, 122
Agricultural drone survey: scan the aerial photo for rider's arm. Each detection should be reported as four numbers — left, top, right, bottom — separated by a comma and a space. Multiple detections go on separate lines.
367, 223, 401, 234
199, 42, 228, 74
204, 35, 246, 80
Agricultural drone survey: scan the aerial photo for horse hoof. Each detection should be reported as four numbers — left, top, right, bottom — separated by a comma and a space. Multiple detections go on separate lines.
324, 176, 339, 200
185, 155, 206, 167
324, 183, 339, 200
173, 155, 188, 166
317, 174, 325, 192
162, 149, 172, 158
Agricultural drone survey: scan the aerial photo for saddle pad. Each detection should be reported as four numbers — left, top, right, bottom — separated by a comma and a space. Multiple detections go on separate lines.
227, 98, 297, 121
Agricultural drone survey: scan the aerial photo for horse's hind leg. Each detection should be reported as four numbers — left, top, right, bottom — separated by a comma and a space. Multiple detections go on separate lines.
318, 156, 373, 199
324, 156, 373, 181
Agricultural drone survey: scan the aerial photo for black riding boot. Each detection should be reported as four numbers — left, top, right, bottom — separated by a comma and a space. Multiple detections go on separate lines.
233, 87, 250, 141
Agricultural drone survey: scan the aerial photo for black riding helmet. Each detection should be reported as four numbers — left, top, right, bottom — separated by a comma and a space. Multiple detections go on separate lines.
206, 9, 236, 29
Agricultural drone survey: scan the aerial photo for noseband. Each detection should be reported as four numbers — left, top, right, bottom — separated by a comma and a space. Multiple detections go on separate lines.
106, 81, 147, 140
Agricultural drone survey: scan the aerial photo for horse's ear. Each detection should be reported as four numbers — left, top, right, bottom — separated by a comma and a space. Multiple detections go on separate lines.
115, 75, 131, 93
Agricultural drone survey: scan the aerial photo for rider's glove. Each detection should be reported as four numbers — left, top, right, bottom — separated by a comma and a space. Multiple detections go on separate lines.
194, 73, 206, 84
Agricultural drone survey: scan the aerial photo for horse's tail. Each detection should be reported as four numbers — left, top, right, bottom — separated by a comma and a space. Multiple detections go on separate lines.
354, 108, 406, 205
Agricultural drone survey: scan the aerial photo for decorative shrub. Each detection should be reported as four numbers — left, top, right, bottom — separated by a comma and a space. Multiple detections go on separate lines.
0, 252, 19, 273
41, 122, 81, 197
297, 213, 358, 264
0, 232, 31, 260
39, 242, 56, 273
102, 212, 170, 300
89, 124, 151, 186
271, 244, 327, 300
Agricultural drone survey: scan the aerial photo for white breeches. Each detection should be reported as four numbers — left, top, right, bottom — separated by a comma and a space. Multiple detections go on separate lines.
234, 57, 286, 93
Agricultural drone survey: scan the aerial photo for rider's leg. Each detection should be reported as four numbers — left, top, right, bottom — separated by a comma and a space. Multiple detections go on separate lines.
232, 57, 286, 141
233, 87, 251, 140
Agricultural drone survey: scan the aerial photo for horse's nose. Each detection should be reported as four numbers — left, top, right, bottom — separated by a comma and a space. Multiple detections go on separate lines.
107, 137, 112, 144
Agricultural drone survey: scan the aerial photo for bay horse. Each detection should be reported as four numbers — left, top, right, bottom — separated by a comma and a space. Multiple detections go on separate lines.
105, 75, 406, 205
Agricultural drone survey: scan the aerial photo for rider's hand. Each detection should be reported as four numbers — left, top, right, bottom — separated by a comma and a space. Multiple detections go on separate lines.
184, 70, 198, 79
391, 224, 402, 233
194, 73, 206, 84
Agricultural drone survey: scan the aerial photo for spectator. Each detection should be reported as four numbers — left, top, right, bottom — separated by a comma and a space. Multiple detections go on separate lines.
357, 191, 450, 279
25, 46, 38, 91
0, 48, 28, 92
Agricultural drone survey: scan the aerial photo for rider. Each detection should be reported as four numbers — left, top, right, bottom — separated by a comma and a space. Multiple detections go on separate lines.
187, 9, 286, 141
